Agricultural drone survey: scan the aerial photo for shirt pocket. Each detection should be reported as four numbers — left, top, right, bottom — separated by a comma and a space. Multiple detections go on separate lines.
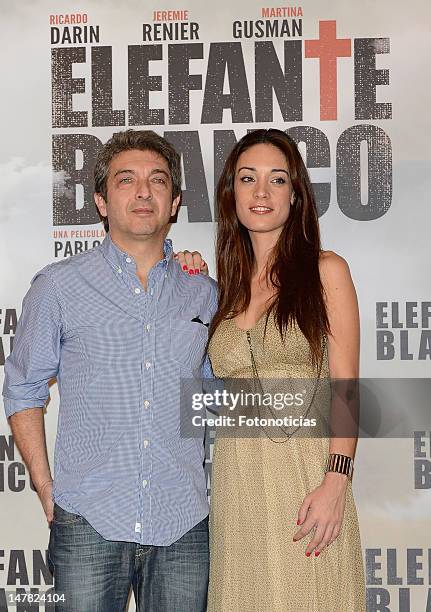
169, 318, 208, 373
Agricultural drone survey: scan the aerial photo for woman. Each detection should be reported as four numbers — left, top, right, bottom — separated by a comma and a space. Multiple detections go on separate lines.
180, 129, 366, 611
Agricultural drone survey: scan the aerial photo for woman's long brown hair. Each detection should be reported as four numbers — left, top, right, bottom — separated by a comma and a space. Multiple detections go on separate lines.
209, 129, 329, 366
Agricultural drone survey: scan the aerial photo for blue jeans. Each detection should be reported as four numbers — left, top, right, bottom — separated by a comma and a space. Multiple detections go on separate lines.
48, 504, 209, 612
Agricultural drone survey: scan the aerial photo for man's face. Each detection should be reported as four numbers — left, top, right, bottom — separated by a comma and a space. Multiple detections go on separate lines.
94, 148, 180, 242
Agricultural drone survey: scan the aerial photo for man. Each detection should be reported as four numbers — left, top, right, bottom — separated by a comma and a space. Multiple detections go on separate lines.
3, 130, 217, 611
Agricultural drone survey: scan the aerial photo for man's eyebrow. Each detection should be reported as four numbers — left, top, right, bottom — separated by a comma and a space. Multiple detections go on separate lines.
237, 166, 290, 175
113, 169, 136, 178
112, 168, 170, 178
150, 168, 170, 178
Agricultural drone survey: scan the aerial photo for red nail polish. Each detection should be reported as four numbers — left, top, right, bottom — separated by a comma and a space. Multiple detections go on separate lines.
315, 551, 320, 557
296, 519, 301, 525
188, 269, 195, 275
182, 265, 188, 271
305, 552, 311, 557
194, 268, 199, 274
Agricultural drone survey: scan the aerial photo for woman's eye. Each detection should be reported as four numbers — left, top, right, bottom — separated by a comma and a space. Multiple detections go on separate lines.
272, 177, 286, 184
240, 176, 254, 183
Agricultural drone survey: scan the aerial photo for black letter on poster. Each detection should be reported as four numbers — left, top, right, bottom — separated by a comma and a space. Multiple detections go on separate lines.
52, 134, 102, 225
355, 38, 392, 120
214, 132, 238, 183
8, 463, 25, 492
92, 47, 125, 127
0, 435, 14, 461
129, 45, 164, 126
415, 460, 431, 489
376, 331, 395, 360
201, 43, 253, 124
7, 550, 29, 585
213, 130, 239, 220
419, 332, 431, 360
4, 310, 17, 335
287, 126, 330, 217
366, 588, 390, 612
337, 125, 392, 220
386, 549, 403, 585
52, 48, 88, 128
33, 550, 53, 586
169, 44, 203, 124
255, 41, 302, 122
164, 131, 211, 222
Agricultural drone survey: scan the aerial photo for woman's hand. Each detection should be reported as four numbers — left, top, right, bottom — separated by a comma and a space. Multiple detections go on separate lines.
292, 472, 348, 557
174, 250, 208, 275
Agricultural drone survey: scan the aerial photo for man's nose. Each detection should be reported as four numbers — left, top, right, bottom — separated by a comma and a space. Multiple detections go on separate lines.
136, 178, 152, 200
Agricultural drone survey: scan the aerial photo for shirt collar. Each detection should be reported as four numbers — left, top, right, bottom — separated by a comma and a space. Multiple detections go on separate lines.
101, 234, 173, 272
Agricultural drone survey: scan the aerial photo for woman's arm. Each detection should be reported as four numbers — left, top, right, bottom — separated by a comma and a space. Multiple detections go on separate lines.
321, 250, 360, 458
293, 251, 360, 557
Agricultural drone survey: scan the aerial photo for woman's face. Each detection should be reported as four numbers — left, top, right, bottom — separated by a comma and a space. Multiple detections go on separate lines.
234, 143, 294, 240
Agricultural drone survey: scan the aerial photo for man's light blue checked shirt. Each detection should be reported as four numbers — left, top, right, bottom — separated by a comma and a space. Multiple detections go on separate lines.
3, 235, 217, 545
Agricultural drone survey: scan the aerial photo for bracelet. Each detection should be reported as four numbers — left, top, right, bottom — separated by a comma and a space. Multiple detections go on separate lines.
325, 453, 353, 479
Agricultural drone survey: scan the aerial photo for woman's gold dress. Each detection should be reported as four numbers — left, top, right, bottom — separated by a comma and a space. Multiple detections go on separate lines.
207, 315, 366, 612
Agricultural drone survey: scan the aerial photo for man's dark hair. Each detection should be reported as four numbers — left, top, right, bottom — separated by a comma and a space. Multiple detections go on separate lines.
94, 130, 181, 232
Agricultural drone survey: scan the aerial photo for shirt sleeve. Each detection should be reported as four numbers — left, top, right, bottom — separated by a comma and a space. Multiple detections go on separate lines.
201, 353, 214, 379
201, 277, 218, 381
2, 271, 62, 418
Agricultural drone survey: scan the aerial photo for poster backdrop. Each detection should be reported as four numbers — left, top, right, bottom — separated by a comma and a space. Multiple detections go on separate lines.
1, 0, 430, 610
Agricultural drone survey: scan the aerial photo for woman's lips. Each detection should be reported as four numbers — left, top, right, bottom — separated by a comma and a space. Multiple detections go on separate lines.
249, 206, 273, 214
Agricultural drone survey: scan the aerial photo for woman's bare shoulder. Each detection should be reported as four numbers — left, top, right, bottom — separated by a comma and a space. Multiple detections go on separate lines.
318, 250, 352, 288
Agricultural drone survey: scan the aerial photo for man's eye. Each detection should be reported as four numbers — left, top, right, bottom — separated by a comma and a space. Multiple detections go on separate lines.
152, 177, 167, 184
119, 177, 132, 184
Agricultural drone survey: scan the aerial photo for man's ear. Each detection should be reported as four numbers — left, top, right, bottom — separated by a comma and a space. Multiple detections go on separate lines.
171, 194, 181, 217
94, 192, 108, 217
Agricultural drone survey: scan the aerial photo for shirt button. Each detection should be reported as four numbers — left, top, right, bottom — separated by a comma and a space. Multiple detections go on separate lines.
150, 288, 154, 296
144, 400, 150, 408
134, 287, 141, 294
145, 361, 152, 369
126, 257, 132, 263
142, 480, 148, 488
143, 439, 149, 448
117, 267, 122, 274
146, 323, 151, 332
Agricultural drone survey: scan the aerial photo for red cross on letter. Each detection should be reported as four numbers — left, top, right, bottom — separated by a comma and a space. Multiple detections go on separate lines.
305, 20, 351, 121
